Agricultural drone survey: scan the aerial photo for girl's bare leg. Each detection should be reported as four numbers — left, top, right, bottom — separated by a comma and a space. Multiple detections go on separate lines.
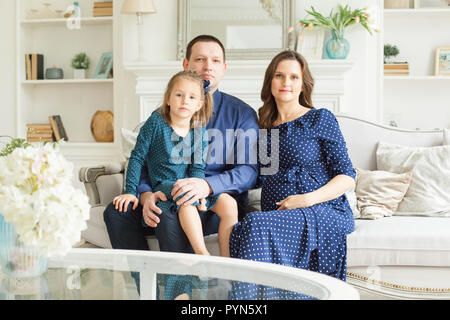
210, 193, 238, 258
178, 205, 210, 255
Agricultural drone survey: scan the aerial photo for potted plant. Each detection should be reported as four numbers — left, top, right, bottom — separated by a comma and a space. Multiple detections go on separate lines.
299, 4, 379, 59
384, 44, 400, 63
71, 52, 90, 79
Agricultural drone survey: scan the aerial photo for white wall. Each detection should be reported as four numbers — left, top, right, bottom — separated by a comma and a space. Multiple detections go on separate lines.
0, 0, 17, 137
120, 0, 383, 130
0, 0, 383, 139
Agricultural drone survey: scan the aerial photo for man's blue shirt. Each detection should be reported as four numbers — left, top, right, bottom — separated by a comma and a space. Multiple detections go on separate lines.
136, 89, 259, 204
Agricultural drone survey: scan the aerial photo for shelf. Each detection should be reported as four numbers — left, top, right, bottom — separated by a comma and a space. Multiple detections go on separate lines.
384, 8, 450, 15
384, 75, 450, 80
21, 79, 114, 85
59, 142, 115, 148
20, 17, 113, 27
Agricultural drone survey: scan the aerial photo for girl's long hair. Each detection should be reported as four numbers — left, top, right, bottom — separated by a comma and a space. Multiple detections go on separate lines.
160, 70, 213, 128
258, 51, 315, 129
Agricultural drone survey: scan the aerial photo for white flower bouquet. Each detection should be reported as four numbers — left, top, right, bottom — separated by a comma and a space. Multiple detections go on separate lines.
0, 138, 90, 258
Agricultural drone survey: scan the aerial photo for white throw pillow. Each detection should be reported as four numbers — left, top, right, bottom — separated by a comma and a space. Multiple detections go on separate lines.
444, 128, 450, 145
355, 168, 412, 220
345, 187, 361, 219
121, 128, 138, 192
121, 128, 138, 160
376, 142, 450, 217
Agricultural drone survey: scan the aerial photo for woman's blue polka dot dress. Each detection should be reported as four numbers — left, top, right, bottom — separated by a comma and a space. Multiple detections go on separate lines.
229, 108, 356, 300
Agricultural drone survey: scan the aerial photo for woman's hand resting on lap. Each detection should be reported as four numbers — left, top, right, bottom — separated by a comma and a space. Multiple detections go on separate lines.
276, 193, 316, 210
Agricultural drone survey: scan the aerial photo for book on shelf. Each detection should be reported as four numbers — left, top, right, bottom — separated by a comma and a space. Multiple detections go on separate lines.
24, 54, 44, 80
94, 2, 113, 8
93, 8, 113, 17
49, 115, 69, 142
384, 64, 409, 70
384, 73, 410, 76
26, 123, 52, 131
27, 137, 55, 143
27, 132, 53, 139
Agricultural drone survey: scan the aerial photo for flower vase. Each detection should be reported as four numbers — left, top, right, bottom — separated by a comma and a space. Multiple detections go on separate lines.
0, 214, 48, 278
325, 30, 350, 59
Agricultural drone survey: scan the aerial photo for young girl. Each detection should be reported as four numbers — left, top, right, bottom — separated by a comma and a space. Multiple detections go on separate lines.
113, 70, 238, 258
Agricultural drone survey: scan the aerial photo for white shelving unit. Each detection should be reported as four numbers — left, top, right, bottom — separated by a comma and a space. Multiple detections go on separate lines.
384, 8, 450, 14
382, 5, 450, 130
20, 16, 114, 26
21, 79, 114, 84
16, 0, 121, 190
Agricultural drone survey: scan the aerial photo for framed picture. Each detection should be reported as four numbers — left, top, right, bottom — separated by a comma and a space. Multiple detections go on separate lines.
435, 47, 450, 76
296, 29, 325, 60
414, 0, 450, 8
94, 52, 113, 79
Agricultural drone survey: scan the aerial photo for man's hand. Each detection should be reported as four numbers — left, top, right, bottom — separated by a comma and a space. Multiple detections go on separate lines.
276, 193, 316, 210
140, 191, 167, 227
171, 178, 211, 207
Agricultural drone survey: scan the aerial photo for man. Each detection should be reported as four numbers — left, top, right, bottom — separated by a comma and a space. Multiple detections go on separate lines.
104, 35, 259, 254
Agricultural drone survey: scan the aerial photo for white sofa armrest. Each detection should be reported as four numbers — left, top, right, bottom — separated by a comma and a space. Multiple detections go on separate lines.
79, 162, 125, 206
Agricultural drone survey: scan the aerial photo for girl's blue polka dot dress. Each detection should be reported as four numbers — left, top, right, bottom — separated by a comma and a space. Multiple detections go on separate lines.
125, 110, 218, 211
229, 108, 356, 300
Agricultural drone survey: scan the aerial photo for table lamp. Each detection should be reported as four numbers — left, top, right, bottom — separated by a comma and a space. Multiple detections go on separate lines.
121, 0, 157, 61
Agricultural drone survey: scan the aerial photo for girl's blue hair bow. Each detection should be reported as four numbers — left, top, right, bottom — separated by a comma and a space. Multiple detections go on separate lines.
203, 80, 211, 95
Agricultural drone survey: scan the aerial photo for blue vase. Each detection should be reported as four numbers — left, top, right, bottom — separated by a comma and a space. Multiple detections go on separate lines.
325, 30, 350, 59
0, 214, 48, 278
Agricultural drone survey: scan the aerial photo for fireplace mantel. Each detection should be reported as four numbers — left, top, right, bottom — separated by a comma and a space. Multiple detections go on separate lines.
124, 60, 354, 122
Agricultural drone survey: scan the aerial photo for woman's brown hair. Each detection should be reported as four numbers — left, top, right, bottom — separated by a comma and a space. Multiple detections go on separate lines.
258, 50, 315, 129
160, 70, 213, 128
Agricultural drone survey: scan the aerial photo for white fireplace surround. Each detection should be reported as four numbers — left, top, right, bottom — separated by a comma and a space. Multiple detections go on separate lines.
124, 60, 354, 121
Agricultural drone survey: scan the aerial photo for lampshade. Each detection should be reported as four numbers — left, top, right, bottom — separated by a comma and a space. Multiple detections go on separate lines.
121, 0, 157, 14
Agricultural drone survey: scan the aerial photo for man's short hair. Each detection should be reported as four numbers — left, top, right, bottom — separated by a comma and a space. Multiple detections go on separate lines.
185, 35, 226, 62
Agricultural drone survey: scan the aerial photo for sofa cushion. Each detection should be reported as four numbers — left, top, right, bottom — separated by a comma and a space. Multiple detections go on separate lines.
444, 128, 450, 145
81, 205, 112, 249
96, 174, 123, 205
355, 168, 412, 220
376, 142, 450, 217
346, 188, 360, 219
347, 216, 450, 267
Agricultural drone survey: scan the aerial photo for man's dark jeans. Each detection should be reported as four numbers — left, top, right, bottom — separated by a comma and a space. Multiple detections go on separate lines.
103, 201, 221, 296
103, 202, 220, 253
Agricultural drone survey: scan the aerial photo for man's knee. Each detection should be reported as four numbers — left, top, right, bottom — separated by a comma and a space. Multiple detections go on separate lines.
103, 202, 139, 226
103, 202, 119, 226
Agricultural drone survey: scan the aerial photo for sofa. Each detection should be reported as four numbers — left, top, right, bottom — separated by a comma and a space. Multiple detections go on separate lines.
79, 114, 450, 300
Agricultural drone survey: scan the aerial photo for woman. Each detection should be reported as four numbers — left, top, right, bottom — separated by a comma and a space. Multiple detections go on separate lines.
229, 51, 356, 300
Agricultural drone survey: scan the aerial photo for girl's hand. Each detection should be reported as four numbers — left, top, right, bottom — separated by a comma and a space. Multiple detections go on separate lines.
276, 193, 316, 210
113, 194, 139, 212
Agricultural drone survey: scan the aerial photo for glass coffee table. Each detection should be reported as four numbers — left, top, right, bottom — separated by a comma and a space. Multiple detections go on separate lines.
0, 248, 359, 300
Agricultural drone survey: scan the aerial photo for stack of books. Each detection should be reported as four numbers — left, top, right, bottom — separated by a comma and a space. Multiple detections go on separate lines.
26, 124, 55, 142
25, 54, 44, 80
93, 1, 113, 17
384, 63, 409, 76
